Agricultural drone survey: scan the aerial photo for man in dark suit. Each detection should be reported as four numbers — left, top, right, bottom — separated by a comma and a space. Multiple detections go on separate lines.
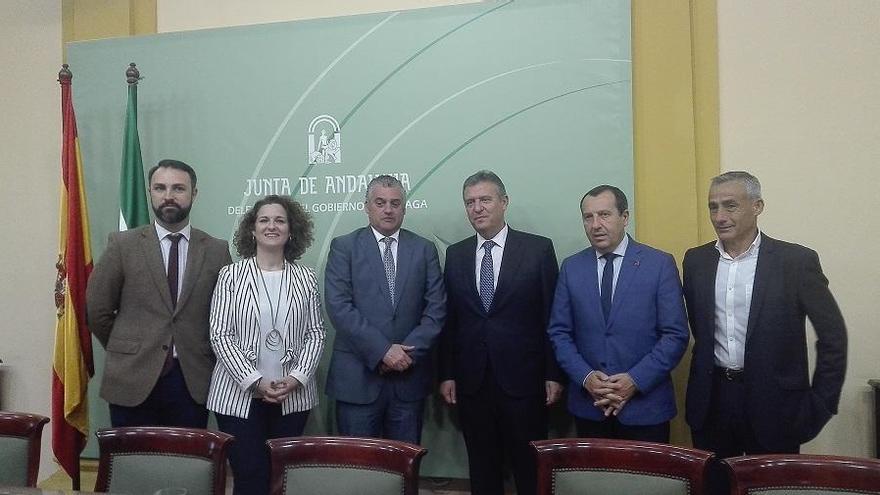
440, 170, 563, 495
87, 159, 232, 427
548, 185, 689, 442
684, 171, 847, 457
324, 175, 445, 444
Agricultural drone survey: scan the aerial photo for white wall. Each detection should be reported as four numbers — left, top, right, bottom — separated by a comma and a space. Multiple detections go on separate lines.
157, 0, 481, 32
0, 0, 63, 480
718, 0, 880, 456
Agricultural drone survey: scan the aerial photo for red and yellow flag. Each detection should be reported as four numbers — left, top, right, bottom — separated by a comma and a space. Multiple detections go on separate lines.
52, 64, 94, 483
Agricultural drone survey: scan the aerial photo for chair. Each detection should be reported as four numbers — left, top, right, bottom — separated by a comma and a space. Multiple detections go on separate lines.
267, 436, 427, 495
724, 454, 880, 494
94, 427, 233, 495
531, 438, 714, 495
0, 411, 49, 487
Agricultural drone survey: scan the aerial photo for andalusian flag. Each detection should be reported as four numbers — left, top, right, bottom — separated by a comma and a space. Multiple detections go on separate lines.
52, 64, 94, 485
119, 62, 149, 231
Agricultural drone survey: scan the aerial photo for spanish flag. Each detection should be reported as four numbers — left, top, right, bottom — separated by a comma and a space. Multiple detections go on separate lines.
52, 64, 94, 486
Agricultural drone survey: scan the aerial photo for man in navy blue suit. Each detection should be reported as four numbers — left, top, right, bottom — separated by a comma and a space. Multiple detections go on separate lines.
440, 170, 563, 495
324, 175, 446, 444
548, 185, 688, 442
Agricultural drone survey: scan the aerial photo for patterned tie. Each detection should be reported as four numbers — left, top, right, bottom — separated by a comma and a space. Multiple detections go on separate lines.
381, 237, 396, 303
163, 233, 182, 376
600, 252, 618, 321
479, 240, 496, 312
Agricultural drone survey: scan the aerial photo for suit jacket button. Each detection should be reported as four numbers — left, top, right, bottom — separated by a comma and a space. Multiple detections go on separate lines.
600, 362, 607, 367
162, 345, 169, 351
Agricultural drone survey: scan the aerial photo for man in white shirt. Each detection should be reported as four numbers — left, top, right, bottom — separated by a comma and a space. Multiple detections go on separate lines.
683, 170, 847, 456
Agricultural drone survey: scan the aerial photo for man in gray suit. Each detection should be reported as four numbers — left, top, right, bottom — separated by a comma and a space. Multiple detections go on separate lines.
324, 175, 445, 444
87, 159, 232, 427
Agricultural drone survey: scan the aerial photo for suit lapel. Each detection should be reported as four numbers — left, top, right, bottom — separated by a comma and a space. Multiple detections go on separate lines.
393, 231, 414, 311
176, 229, 206, 312
578, 248, 604, 323
746, 234, 774, 342
141, 225, 175, 313
458, 236, 481, 312
700, 246, 721, 335
607, 238, 641, 326
491, 229, 523, 312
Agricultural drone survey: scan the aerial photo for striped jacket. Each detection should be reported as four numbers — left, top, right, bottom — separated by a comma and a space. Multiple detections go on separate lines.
207, 257, 325, 418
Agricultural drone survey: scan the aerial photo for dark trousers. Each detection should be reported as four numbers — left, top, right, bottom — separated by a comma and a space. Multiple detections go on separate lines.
691, 373, 799, 457
109, 359, 208, 428
575, 416, 670, 443
458, 368, 547, 495
691, 373, 799, 495
336, 384, 425, 444
216, 401, 309, 495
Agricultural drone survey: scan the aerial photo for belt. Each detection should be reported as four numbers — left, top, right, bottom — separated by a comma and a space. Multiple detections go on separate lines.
714, 366, 744, 381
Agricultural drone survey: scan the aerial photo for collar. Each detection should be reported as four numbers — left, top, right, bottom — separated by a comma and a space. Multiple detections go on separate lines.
595, 233, 629, 260
715, 230, 762, 260
370, 226, 400, 243
477, 223, 509, 250
155, 222, 191, 241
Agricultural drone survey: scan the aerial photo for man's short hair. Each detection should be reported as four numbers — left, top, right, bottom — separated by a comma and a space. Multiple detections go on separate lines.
711, 171, 762, 200
462, 170, 507, 198
581, 185, 628, 214
148, 159, 198, 189
365, 175, 407, 202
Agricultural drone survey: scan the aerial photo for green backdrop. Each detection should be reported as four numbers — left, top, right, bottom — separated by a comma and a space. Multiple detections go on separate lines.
68, 0, 632, 477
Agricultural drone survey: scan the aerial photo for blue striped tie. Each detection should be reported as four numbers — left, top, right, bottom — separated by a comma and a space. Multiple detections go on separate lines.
479, 240, 496, 311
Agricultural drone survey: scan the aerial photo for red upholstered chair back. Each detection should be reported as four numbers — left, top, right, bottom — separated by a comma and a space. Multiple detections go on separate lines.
531, 438, 714, 495
95, 426, 233, 495
724, 454, 880, 494
267, 436, 427, 495
0, 411, 49, 487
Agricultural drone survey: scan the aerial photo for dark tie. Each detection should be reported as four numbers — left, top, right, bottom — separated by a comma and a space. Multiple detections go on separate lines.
167, 233, 182, 308
479, 240, 496, 312
601, 252, 618, 321
163, 233, 182, 376
381, 237, 395, 303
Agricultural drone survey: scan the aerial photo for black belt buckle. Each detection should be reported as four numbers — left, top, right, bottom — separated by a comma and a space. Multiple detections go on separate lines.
716, 366, 743, 381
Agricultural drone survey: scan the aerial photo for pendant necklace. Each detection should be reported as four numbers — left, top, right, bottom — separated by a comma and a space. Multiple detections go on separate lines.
257, 261, 287, 351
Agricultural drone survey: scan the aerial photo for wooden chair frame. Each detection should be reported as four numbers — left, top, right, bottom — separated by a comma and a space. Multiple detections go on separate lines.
0, 411, 50, 487
267, 436, 427, 495
94, 426, 233, 494
531, 438, 714, 495
724, 454, 880, 494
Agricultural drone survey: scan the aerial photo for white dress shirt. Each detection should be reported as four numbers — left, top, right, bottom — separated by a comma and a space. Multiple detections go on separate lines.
155, 222, 191, 358
371, 226, 400, 270
475, 224, 508, 290
713, 231, 761, 369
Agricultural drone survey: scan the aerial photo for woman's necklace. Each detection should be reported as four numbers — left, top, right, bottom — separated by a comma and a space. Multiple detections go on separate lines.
257, 261, 286, 351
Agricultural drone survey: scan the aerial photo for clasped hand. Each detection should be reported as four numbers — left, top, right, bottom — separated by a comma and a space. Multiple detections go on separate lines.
585, 371, 636, 416
258, 376, 302, 404
381, 343, 415, 373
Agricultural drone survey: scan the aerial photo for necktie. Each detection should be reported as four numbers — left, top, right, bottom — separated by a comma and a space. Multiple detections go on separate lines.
480, 240, 496, 312
600, 252, 618, 321
163, 233, 182, 377
381, 237, 395, 303
167, 233, 182, 308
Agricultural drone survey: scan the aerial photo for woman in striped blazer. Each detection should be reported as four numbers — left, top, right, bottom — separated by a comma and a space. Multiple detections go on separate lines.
207, 195, 326, 495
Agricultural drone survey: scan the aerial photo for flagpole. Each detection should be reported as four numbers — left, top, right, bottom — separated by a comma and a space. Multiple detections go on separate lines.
56, 63, 82, 493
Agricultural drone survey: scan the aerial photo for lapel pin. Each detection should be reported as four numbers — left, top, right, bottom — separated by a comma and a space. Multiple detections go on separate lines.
633, 260, 640, 267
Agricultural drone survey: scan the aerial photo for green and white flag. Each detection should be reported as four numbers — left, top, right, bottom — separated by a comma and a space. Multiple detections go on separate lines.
118, 77, 149, 231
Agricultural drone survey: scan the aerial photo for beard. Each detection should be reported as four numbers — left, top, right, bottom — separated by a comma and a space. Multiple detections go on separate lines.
153, 201, 192, 226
